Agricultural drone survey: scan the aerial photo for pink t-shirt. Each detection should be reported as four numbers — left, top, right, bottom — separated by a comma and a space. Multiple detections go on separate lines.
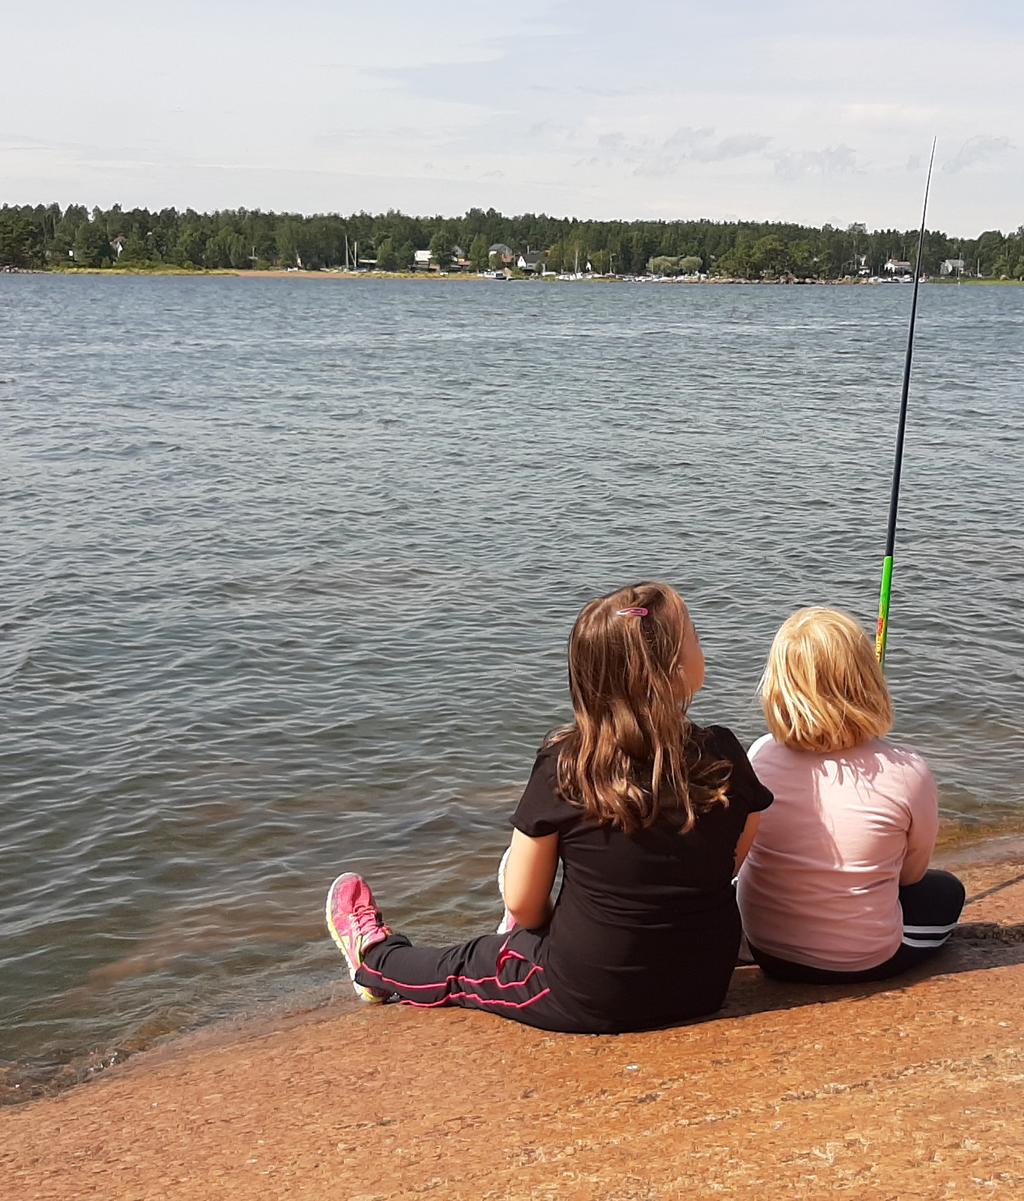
737, 735, 939, 972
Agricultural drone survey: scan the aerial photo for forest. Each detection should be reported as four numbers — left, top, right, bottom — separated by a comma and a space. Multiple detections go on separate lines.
1, 201, 1022, 279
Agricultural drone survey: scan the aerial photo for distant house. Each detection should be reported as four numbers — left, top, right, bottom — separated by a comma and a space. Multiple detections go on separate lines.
884, 258, 913, 274
940, 258, 966, 276
110, 235, 126, 259
414, 246, 466, 271
517, 251, 545, 273
488, 242, 515, 266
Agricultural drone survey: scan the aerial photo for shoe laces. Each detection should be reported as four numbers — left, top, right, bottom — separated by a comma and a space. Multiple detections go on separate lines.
352, 902, 384, 940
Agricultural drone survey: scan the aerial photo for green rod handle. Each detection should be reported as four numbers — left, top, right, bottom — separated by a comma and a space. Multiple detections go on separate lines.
875, 554, 894, 668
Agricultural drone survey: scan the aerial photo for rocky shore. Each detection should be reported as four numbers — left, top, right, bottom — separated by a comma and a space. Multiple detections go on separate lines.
3, 843, 1022, 1200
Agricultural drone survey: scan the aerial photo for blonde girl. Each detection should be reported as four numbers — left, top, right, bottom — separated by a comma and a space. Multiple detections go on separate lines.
738, 607, 965, 984
326, 581, 772, 1033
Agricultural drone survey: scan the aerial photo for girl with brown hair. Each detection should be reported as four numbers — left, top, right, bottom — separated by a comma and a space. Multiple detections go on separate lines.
326, 581, 772, 1033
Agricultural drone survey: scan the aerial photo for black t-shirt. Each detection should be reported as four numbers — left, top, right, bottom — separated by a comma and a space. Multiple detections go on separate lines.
510, 723, 773, 1032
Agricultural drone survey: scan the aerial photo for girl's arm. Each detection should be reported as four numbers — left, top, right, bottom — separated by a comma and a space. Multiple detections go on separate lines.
734, 813, 761, 872
899, 759, 940, 885
502, 828, 559, 929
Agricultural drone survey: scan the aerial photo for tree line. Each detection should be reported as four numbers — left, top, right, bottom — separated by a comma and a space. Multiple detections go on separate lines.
1, 202, 1022, 279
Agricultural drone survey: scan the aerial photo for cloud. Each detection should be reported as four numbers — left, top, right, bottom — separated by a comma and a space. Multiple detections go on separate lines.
313, 126, 422, 149
574, 85, 653, 98
772, 145, 860, 180
624, 127, 771, 177
841, 102, 940, 125
662, 127, 715, 152
942, 135, 1014, 174
691, 133, 771, 163
597, 132, 626, 151
0, 134, 50, 152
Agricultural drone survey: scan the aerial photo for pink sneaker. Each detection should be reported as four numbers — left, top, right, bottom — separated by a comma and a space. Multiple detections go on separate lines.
325, 873, 393, 1003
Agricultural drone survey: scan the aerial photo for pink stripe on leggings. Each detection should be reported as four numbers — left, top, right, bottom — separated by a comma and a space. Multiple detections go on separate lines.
399, 987, 552, 1011
361, 962, 544, 993
359, 937, 550, 1012
360, 936, 544, 993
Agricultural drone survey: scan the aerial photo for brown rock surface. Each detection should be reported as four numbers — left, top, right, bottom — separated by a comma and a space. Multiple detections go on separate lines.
3, 853, 1023, 1201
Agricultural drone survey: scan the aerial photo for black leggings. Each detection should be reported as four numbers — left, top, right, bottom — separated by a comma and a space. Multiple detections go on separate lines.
357, 921, 739, 1034
749, 868, 966, 985
355, 926, 584, 1032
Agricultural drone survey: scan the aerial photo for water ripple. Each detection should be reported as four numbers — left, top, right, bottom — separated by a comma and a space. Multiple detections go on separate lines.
1, 275, 1022, 1094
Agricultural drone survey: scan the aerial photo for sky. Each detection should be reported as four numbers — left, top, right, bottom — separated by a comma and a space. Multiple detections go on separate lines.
3, 0, 1022, 235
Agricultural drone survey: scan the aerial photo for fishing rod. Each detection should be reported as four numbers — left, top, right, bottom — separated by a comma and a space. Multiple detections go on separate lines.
875, 138, 937, 669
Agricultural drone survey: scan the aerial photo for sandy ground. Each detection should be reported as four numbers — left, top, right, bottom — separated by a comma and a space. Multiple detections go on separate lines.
3, 849, 1023, 1201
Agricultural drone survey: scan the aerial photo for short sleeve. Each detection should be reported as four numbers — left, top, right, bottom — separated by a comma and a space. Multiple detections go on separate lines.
510, 747, 580, 837
708, 725, 774, 814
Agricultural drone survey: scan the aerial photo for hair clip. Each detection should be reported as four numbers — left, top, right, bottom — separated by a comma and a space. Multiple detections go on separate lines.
616, 607, 649, 617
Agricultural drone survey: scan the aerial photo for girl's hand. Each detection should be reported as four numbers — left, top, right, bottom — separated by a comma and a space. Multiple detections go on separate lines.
502, 828, 559, 930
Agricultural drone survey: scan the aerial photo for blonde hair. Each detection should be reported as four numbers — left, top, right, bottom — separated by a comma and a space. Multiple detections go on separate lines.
761, 607, 893, 753
547, 581, 729, 833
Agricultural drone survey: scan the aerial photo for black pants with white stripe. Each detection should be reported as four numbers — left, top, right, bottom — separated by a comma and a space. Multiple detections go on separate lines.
749, 869, 966, 985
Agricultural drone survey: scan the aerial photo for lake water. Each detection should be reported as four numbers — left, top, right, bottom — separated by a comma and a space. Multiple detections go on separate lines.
2, 275, 1022, 1098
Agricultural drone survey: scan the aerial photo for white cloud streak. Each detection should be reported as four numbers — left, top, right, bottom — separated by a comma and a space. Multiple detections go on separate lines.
942, 135, 1014, 175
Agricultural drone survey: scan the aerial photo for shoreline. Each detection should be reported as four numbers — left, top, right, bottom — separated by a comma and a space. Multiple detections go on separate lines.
2, 834, 1022, 1198
3, 815, 1023, 1110
9, 266, 1023, 285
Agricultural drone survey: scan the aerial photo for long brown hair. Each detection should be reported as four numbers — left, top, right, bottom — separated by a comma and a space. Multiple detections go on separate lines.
547, 581, 729, 833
